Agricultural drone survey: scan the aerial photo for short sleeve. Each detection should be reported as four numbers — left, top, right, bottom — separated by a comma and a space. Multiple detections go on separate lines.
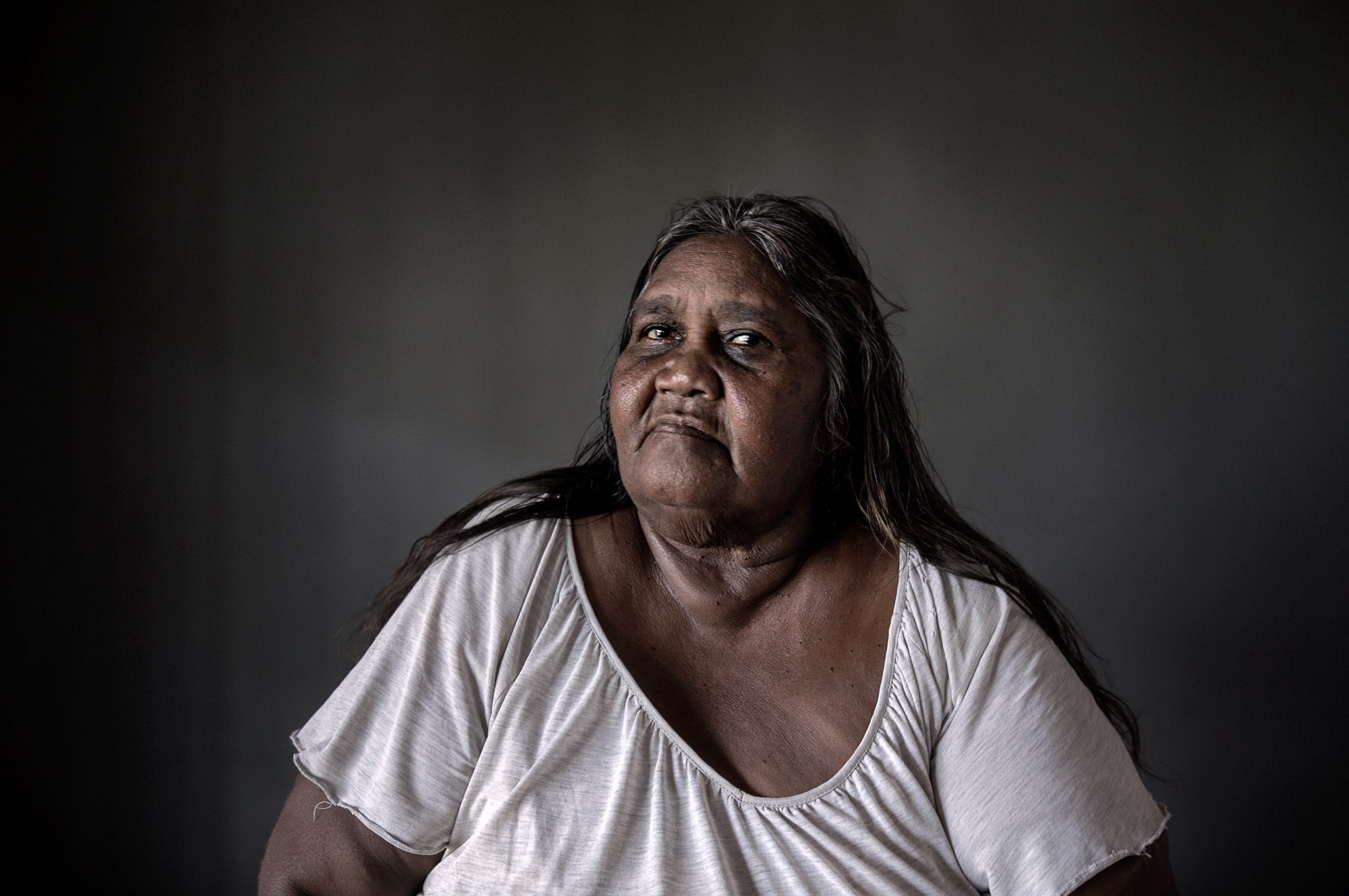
920, 568, 1167, 896
291, 518, 557, 854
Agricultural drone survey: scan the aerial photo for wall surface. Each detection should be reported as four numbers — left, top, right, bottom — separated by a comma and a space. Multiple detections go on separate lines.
21, 1, 1347, 892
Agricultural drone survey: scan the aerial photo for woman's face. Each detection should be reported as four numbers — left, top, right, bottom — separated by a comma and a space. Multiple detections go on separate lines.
610, 236, 829, 542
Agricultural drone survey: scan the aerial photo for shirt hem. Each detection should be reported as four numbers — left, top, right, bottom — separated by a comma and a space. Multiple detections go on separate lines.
1055, 804, 1172, 896
291, 734, 449, 857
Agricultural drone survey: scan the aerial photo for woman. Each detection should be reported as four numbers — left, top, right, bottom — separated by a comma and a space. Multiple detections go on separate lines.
260, 195, 1176, 895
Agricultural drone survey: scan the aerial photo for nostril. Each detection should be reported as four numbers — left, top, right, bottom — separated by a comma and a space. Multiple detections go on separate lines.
654, 349, 721, 399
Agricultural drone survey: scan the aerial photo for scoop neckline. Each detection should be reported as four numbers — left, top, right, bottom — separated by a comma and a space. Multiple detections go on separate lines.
561, 516, 911, 808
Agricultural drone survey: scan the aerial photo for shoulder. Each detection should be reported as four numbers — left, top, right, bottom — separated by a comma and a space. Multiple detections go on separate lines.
420, 503, 571, 602
900, 547, 1010, 633
384, 506, 575, 669
897, 547, 1030, 698
894, 546, 1105, 753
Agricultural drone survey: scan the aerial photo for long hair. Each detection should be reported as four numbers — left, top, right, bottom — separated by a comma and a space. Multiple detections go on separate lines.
363, 194, 1143, 762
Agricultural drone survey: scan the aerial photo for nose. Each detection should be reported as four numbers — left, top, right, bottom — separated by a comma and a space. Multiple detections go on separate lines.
655, 341, 722, 399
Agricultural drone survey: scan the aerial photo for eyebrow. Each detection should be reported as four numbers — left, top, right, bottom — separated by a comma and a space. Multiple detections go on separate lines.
632, 295, 781, 327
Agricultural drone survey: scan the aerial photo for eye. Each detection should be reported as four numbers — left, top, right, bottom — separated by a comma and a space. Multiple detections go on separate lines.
639, 324, 676, 341
727, 331, 769, 347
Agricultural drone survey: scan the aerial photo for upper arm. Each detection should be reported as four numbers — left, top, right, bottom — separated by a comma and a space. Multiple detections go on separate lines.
1067, 830, 1178, 896
258, 773, 441, 896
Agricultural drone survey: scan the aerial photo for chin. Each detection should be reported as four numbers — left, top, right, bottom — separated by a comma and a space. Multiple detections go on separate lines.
633, 488, 797, 551
626, 455, 732, 508
645, 503, 744, 549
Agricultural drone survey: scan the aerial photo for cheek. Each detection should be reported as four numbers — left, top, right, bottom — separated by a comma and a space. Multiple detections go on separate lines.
608, 363, 649, 440
757, 378, 827, 462
732, 390, 816, 462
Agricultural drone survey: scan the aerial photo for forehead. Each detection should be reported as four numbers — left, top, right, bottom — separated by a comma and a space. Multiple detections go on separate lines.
641, 236, 790, 308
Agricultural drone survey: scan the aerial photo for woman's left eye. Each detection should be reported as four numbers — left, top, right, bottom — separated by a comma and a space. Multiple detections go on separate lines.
727, 331, 768, 347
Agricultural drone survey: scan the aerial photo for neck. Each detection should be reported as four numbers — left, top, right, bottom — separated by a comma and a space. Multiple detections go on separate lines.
627, 501, 825, 629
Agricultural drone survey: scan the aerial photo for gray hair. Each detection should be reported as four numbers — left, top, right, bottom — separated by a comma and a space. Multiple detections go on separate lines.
604, 194, 914, 546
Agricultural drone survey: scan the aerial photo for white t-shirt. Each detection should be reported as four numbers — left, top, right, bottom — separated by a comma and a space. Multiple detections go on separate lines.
293, 514, 1166, 895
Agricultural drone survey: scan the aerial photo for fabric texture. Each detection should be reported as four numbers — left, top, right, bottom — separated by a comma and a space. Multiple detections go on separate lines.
293, 514, 1166, 895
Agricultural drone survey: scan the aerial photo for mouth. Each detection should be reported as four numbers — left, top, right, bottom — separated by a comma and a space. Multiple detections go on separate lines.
646, 416, 723, 446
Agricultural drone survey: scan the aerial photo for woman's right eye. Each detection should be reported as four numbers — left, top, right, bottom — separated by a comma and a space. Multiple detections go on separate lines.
639, 324, 675, 340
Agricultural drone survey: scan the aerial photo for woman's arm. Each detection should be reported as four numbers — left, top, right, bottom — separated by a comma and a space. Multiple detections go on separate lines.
1067, 830, 1179, 896
258, 774, 441, 896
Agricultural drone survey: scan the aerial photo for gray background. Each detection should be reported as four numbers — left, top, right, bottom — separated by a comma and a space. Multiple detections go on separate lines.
22, 1, 1347, 892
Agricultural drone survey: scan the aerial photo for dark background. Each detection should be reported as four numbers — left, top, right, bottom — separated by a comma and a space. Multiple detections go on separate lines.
20, 1, 1347, 892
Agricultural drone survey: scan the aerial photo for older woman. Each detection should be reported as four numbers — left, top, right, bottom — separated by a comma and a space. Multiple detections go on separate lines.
260, 195, 1176, 895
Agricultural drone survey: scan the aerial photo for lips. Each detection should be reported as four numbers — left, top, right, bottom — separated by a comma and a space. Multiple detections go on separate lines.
646, 414, 723, 446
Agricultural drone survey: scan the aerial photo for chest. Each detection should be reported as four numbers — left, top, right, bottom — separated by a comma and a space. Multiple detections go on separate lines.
443, 648, 964, 893
621, 607, 894, 795
569, 513, 900, 796
567, 532, 897, 798
439, 585, 967, 895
